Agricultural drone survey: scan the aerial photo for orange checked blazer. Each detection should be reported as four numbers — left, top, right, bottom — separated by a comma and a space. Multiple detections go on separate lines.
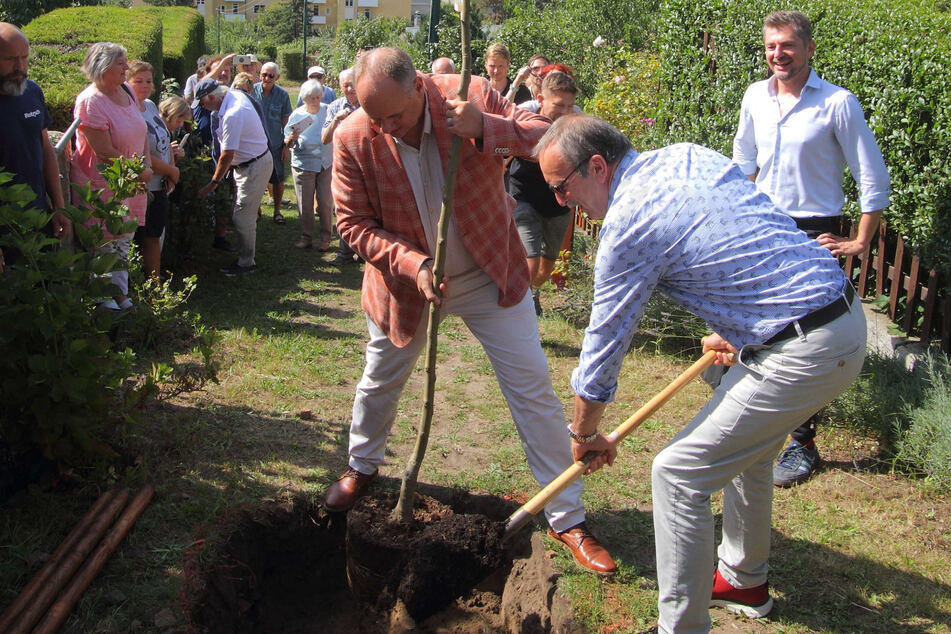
331, 72, 550, 347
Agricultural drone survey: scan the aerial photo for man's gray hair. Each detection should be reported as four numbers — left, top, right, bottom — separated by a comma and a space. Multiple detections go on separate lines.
299, 78, 324, 101
81, 42, 127, 82
353, 47, 416, 92
534, 114, 631, 175
339, 67, 354, 82
262, 61, 279, 75
764, 10, 813, 44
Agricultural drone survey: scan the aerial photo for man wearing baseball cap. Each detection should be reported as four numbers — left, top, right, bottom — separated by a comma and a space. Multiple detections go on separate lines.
195, 77, 272, 276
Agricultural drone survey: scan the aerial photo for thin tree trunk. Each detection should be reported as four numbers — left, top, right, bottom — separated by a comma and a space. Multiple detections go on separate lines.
392, 0, 472, 524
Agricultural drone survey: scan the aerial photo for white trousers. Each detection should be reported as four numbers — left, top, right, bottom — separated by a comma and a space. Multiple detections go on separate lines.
99, 232, 132, 297
653, 295, 866, 633
232, 152, 272, 267
347, 282, 586, 532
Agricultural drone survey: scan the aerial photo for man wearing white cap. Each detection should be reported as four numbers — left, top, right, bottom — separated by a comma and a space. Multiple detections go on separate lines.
307, 66, 336, 104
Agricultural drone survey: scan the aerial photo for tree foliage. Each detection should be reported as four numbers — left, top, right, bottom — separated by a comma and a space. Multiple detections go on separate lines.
257, 0, 307, 46
0, 0, 101, 28
493, 0, 659, 102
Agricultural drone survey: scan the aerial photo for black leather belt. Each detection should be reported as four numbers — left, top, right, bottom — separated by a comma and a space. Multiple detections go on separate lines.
766, 284, 856, 345
795, 215, 841, 238
234, 150, 268, 169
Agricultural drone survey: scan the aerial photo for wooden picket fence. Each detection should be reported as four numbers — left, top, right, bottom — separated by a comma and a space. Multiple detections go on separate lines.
568, 211, 950, 353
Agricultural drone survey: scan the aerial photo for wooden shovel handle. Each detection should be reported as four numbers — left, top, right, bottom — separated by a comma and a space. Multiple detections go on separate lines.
503, 350, 717, 540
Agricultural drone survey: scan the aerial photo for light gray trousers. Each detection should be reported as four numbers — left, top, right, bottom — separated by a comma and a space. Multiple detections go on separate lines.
653, 296, 866, 633
232, 152, 272, 267
347, 283, 586, 533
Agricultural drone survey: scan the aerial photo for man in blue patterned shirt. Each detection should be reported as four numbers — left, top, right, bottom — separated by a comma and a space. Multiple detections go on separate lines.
536, 114, 867, 633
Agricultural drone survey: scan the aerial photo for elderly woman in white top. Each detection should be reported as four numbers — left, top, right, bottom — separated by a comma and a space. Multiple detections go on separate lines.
283, 79, 333, 250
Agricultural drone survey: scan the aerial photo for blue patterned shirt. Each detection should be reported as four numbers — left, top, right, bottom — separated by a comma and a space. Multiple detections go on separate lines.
571, 145, 849, 404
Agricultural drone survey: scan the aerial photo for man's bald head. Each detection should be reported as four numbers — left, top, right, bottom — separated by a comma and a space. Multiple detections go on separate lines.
0, 22, 29, 96
352, 47, 425, 144
353, 47, 416, 93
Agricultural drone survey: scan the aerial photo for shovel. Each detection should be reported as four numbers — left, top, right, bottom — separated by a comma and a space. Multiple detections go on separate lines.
502, 349, 717, 541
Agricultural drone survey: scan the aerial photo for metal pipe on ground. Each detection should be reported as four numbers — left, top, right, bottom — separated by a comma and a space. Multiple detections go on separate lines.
3, 488, 131, 634
34, 485, 155, 634
0, 489, 118, 631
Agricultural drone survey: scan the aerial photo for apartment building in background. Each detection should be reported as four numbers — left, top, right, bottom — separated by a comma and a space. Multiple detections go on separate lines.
182, 0, 430, 28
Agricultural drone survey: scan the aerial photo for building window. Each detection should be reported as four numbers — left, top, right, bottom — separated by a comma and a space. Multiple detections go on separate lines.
218, 5, 226, 12
345, 0, 352, 6
253, 3, 265, 12
363, 8, 370, 18
196, 0, 204, 5
232, 3, 238, 12
325, 7, 331, 14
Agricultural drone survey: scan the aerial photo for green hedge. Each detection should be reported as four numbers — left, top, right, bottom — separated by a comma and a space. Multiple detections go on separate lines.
653, 0, 951, 272
277, 43, 305, 82
24, 6, 164, 130
135, 6, 204, 87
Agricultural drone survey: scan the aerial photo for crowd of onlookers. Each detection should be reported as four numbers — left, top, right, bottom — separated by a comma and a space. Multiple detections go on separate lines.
1, 21, 584, 310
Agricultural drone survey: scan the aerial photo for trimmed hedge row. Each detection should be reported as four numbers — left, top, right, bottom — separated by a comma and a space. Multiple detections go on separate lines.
277, 44, 306, 82
137, 6, 204, 87
652, 0, 951, 271
24, 6, 164, 130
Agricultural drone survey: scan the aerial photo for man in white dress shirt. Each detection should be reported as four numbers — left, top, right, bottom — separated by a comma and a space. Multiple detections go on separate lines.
196, 77, 273, 276
732, 9, 890, 487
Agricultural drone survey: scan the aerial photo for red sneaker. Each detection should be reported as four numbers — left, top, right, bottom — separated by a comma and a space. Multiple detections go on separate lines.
710, 569, 773, 618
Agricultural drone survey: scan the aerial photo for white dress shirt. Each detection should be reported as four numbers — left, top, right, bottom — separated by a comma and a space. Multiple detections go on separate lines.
217, 90, 269, 164
733, 68, 890, 218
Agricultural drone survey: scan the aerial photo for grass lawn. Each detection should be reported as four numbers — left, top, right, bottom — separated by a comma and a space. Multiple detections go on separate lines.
1, 192, 950, 633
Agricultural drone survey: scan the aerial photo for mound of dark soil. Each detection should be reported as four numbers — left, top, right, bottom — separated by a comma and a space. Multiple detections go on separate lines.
183, 484, 577, 633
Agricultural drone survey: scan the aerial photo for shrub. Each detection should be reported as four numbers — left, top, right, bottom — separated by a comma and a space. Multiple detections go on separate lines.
277, 43, 305, 81
587, 48, 667, 151
135, 6, 204, 86
654, 0, 951, 272
24, 6, 164, 129
0, 164, 139, 484
824, 349, 928, 447
162, 136, 232, 270
895, 352, 951, 491
328, 16, 427, 78
494, 0, 660, 103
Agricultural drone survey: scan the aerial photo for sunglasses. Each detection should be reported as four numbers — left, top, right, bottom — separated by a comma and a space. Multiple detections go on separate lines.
549, 156, 591, 196
261, 73, 276, 78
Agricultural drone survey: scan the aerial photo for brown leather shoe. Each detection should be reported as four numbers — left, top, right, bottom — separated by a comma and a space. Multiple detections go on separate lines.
323, 467, 378, 512
547, 522, 617, 576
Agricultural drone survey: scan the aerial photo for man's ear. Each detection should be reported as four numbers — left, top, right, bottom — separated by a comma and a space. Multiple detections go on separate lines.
589, 154, 610, 183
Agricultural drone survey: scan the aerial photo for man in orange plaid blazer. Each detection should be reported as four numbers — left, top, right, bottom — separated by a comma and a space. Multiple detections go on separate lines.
322, 47, 616, 575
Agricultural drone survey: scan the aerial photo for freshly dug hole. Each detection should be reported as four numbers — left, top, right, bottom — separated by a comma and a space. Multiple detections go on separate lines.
346, 492, 507, 620
184, 484, 577, 633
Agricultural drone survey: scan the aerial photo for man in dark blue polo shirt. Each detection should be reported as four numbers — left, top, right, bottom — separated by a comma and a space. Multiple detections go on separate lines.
0, 22, 68, 270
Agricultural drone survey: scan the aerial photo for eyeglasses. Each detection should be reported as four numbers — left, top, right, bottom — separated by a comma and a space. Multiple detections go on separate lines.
549, 156, 591, 196
261, 73, 276, 78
